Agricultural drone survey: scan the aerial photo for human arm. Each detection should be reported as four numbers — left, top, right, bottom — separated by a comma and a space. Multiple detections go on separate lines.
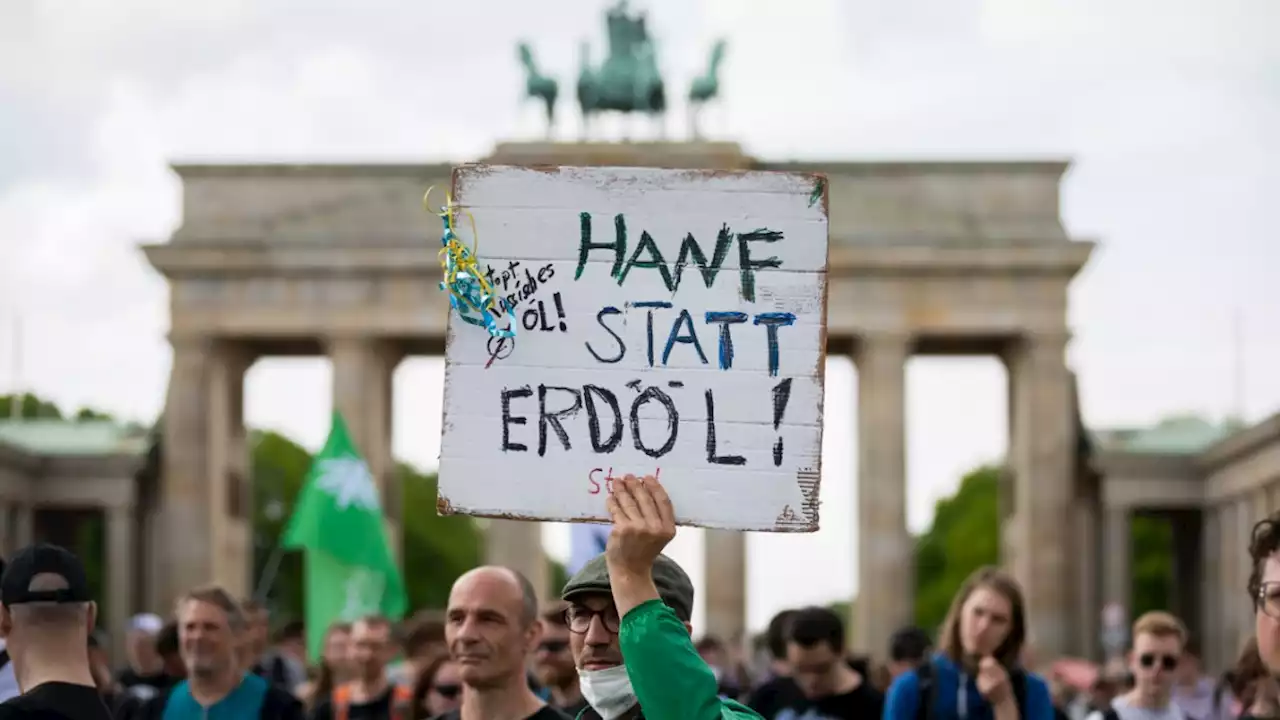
620, 599, 759, 719
979, 659, 1039, 720
606, 475, 761, 719
604, 475, 667, 619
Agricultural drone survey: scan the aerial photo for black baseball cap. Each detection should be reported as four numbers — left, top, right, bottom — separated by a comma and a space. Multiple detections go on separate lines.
1, 543, 92, 606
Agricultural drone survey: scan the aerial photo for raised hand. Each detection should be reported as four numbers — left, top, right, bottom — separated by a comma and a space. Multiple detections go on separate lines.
605, 474, 677, 577
976, 656, 1013, 706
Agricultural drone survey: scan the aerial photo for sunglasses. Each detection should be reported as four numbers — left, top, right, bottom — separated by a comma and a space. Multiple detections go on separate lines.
539, 640, 569, 654
433, 683, 460, 699
1139, 653, 1178, 671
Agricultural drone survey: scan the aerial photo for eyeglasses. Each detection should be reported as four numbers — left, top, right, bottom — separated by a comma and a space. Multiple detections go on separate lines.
1258, 582, 1280, 619
433, 683, 460, 699
538, 639, 569, 654
1139, 653, 1179, 671
565, 606, 620, 635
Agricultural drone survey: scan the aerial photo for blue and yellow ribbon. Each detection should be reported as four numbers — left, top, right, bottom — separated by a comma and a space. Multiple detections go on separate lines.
424, 187, 516, 339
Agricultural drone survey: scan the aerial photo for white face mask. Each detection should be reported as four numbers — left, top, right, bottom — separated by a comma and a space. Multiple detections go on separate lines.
579, 664, 639, 720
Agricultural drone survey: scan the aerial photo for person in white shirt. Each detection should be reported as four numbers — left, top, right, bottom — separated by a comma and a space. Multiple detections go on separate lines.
1171, 642, 1234, 720
1087, 612, 1188, 720
0, 637, 19, 702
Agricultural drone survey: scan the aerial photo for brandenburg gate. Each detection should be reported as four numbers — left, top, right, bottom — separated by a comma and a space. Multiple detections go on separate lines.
142, 140, 1093, 660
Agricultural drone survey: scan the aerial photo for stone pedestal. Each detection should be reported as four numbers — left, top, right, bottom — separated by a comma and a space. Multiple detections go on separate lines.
485, 141, 754, 170
1006, 333, 1074, 658
853, 333, 912, 656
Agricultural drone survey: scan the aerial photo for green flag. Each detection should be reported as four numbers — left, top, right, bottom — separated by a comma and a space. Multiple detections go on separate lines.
282, 412, 407, 661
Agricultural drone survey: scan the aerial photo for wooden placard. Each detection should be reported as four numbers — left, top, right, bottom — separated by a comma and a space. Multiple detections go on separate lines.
437, 164, 828, 531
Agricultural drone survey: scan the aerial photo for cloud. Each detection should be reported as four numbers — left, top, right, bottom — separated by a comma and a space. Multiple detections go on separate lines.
3, 0, 1280, 628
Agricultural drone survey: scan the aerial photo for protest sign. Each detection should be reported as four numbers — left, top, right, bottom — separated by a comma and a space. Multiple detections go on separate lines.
437, 165, 829, 531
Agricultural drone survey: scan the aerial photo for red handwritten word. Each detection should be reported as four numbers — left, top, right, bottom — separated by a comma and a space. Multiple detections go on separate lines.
588, 466, 661, 495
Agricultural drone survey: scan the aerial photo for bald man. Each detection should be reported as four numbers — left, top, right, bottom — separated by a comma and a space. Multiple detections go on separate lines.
436, 567, 569, 720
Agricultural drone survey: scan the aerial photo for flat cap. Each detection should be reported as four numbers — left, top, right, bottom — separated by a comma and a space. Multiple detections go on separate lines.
561, 553, 694, 622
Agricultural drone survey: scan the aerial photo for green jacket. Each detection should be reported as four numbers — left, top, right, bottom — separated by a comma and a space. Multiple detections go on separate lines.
576, 599, 762, 720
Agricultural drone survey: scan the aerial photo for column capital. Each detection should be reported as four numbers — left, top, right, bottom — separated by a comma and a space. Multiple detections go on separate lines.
167, 332, 215, 356
325, 335, 406, 368
1021, 330, 1073, 355
853, 331, 913, 363
325, 331, 370, 347
1004, 330, 1072, 374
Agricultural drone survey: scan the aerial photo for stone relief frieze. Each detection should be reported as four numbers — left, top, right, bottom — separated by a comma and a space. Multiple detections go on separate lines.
291, 277, 379, 306
175, 279, 223, 306
241, 278, 287, 305
177, 172, 449, 244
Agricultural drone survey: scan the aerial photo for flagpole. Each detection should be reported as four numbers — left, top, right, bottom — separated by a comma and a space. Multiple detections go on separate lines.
10, 315, 21, 421
254, 543, 287, 602
1232, 307, 1245, 423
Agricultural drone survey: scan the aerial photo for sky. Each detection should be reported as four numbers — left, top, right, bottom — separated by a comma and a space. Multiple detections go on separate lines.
2, 0, 1278, 633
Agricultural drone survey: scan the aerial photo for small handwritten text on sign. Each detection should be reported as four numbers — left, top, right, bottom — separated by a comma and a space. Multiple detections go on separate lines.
437, 165, 829, 532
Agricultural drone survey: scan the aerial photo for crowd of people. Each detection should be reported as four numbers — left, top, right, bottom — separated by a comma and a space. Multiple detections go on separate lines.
1, 474, 1279, 720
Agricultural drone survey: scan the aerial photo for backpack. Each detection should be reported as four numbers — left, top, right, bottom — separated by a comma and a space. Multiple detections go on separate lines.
332, 683, 413, 720
915, 660, 1028, 720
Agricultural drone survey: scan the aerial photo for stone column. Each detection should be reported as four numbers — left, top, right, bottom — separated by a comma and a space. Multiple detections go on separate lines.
13, 503, 33, 547
485, 520, 548, 601
152, 336, 253, 611
0, 502, 10, 556
1219, 502, 1241, 666
1236, 498, 1255, 649
1200, 506, 1222, 671
1007, 332, 1074, 658
208, 342, 253, 600
105, 505, 133, 668
1101, 506, 1131, 627
704, 529, 747, 643
329, 336, 402, 557
1074, 499, 1100, 661
853, 333, 911, 657
154, 336, 212, 611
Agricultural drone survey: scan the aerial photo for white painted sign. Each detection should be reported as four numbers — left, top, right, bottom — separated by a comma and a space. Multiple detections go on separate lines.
437, 165, 829, 532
